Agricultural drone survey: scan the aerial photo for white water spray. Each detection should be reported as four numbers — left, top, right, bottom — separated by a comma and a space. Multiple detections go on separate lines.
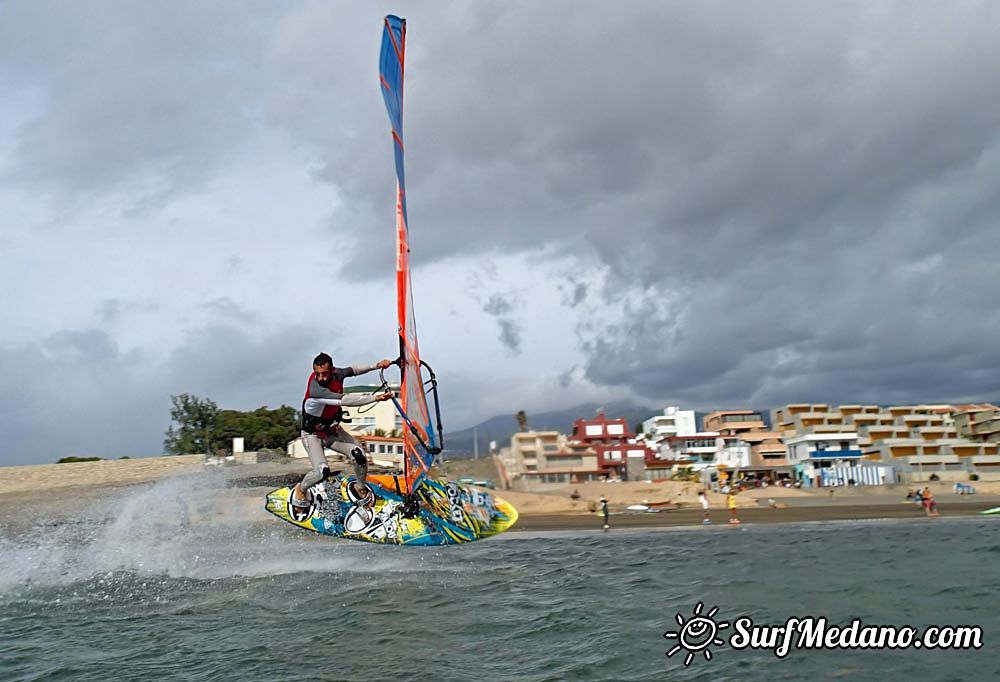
0, 472, 443, 597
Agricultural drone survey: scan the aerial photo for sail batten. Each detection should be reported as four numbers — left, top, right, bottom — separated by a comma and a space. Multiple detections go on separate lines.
380, 15, 439, 492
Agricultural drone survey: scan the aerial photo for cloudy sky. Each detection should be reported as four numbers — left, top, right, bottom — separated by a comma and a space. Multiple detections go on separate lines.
2, 1, 999, 465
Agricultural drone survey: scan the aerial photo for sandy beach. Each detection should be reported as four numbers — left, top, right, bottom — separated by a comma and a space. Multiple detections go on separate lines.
1, 455, 998, 534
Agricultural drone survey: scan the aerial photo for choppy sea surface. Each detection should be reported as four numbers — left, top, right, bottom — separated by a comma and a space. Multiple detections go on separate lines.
1, 476, 998, 682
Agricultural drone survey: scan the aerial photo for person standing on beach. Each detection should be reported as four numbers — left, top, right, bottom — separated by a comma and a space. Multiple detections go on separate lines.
600, 495, 609, 530
727, 490, 740, 525
699, 490, 711, 525
921, 486, 940, 517
291, 352, 394, 520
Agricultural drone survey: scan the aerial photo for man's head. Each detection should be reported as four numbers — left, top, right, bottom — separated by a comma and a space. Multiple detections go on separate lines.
313, 352, 333, 384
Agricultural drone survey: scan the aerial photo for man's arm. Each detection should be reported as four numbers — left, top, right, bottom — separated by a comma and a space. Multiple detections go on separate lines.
308, 377, 342, 400
348, 359, 395, 376
342, 392, 394, 407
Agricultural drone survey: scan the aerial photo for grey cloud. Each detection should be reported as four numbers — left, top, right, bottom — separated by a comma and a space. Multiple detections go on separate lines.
3, 1, 1000, 433
0, 321, 323, 465
482, 292, 523, 354
482, 293, 514, 317
98, 299, 160, 324
556, 277, 588, 308
198, 297, 257, 323
496, 318, 522, 355
0, 1, 284, 203
578, 228, 1000, 409
557, 366, 577, 390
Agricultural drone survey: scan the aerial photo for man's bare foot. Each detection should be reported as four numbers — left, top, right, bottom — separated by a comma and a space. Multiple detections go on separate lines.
291, 483, 310, 508
350, 481, 374, 507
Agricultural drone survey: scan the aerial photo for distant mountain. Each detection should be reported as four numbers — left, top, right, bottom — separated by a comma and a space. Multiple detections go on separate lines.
442, 399, 659, 458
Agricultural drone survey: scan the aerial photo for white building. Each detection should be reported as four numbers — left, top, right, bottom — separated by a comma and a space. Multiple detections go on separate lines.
642, 406, 697, 442
340, 385, 403, 436
785, 432, 861, 463
657, 431, 722, 469
784, 432, 894, 486
714, 440, 752, 469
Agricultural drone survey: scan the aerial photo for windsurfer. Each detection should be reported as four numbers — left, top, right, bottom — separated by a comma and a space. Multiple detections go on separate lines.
292, 352, 394, 517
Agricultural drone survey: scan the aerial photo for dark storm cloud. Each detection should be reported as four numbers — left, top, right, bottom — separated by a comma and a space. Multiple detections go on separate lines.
3, 0, 999, 432
577, 228, 1000, 408
364, 1, 1000, 410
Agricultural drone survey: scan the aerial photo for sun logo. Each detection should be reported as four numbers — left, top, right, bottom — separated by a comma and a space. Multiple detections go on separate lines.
664, 602, 729, 666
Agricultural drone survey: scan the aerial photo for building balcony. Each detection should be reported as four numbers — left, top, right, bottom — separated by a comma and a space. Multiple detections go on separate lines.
808, 449, 862, 460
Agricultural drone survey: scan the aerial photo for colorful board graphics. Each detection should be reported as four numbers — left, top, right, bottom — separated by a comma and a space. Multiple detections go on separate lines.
265, 476, 518, 546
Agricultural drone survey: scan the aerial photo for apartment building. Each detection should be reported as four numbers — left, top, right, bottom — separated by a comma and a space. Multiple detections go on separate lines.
655, 432, 723, 467
774, 403, 1000, 482
500, 410, 655, 486
703, 409, 788, 467
953, 404, 1000, 443
500, 430, 608, 485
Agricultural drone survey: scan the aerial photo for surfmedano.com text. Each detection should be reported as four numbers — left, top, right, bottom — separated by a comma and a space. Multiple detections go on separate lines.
730, 617, 983, 658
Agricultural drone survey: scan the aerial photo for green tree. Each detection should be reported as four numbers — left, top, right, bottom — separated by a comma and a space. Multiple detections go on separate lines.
215, 405, 300, 451
164, 396, 300, 455
164, 394, 219, 455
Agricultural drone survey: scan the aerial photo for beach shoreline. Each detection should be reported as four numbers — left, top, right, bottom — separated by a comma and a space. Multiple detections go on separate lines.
512, 500, 997, 531
1, 457, 997, 535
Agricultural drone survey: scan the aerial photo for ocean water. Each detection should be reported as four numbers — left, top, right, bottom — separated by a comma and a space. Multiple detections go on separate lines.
1, 476, 998, 682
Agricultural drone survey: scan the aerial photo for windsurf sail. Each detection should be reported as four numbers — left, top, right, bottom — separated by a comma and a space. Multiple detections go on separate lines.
379, 15, 443, 493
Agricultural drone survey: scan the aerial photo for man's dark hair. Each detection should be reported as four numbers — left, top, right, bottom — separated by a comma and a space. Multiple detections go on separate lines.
313, 352, 333, 367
